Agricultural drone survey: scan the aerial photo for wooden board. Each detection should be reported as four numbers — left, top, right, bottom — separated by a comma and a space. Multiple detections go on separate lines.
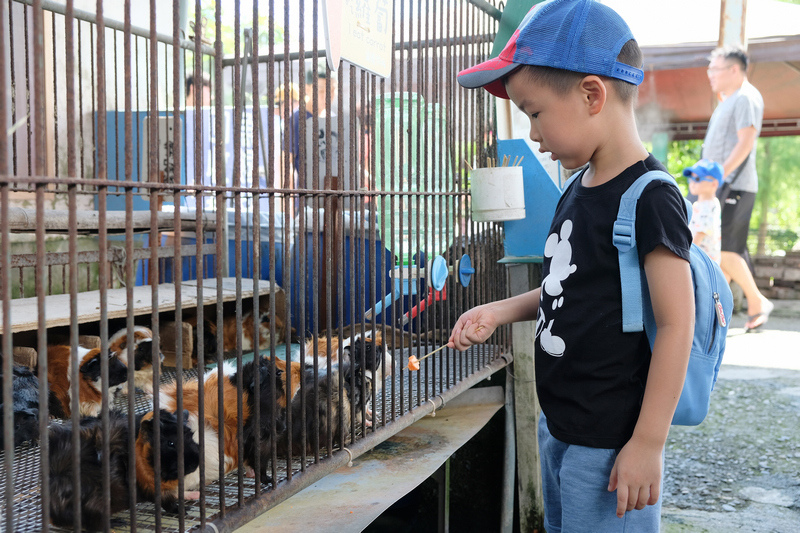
0, 278, 276, 334
6, 207, 216, 233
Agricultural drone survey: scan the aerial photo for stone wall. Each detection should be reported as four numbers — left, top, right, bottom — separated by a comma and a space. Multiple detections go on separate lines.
754, 252, 800, 300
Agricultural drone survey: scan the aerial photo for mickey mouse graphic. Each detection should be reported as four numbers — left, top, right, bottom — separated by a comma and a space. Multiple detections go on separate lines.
537, 220, 577, 357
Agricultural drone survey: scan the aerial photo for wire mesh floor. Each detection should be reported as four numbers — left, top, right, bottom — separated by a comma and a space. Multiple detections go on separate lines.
0, 345, 504, 532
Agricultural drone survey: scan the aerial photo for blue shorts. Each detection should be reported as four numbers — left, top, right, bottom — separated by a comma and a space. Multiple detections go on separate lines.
538, 413, 663, 533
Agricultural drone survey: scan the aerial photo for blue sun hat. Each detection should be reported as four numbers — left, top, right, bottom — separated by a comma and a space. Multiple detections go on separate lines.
683, 159, 724, 184
456, 0, 644, 99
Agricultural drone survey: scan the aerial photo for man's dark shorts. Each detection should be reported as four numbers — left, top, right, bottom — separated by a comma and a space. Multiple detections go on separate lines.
721, 190, 756, 255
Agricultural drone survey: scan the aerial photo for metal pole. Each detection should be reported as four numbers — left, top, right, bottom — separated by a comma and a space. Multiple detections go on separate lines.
501, 368, 516, 533
507, 263, 544, 533
466, 0, 503, 21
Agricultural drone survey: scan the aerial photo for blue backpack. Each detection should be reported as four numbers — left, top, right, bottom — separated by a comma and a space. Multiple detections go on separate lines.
612, 170, 733, 426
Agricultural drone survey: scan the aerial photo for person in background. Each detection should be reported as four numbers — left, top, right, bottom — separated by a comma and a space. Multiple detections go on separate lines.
285, 65, 365, 211
185, 73, 212, 107
703, 45, 772, 331
274, 83, 300, 189
451, 0, 694, 530
684, 159, 723, 264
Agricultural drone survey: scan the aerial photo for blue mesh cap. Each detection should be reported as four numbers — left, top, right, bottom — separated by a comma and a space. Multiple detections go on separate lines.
458, 0, 644, 99
683, 159, 724, 184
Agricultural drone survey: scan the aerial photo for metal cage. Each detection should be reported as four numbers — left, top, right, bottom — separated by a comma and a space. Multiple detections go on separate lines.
0, 0, 509, 531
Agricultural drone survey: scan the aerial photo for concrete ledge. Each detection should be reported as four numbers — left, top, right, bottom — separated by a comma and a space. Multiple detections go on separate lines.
234, 386, 505, 533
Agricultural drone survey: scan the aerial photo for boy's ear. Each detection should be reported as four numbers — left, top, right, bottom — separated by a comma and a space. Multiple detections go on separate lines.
579, 75, 606, 116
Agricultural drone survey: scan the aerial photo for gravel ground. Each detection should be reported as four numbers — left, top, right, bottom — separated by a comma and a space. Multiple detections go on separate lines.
661, 302, 800, 532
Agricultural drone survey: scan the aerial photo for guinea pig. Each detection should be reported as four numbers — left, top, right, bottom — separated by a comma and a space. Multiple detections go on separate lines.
0, 364, 41, 448
48, 412, 132, 531
135, 409, 201, 513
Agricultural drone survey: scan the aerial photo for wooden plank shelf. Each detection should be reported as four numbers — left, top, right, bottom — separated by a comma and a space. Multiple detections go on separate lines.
0, 278, 275, 334
6, 207, 216, 233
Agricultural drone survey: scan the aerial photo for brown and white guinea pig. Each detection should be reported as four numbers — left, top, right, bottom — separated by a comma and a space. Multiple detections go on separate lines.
229, 358, 288, 484
190, 309, 292, 364
282, 356, 372, 457
271, 357, 303, 410
135, 409, 201, 513
0, 364, 41, 448
46, 345, 128, 418
109, 325, 163, 395
159, 363, 250, 498
49, 411, 132, 531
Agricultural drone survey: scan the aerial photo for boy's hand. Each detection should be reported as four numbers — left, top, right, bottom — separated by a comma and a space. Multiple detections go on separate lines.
447, 305, 498, 351
607, 436, 662, 518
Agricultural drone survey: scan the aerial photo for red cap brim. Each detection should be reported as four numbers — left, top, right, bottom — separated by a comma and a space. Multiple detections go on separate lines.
457, 57, 520, 99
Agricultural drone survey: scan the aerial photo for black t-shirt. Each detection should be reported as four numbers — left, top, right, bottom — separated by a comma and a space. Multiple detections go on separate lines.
535, 155, 691, 449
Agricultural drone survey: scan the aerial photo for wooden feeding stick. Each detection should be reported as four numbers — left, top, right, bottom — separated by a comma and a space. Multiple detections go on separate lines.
407, 344, 448, 371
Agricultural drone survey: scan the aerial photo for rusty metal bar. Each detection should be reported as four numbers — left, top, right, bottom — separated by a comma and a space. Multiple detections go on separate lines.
30, 0, 51, 528
213, 0, 226, 518
0, 0, 13, 526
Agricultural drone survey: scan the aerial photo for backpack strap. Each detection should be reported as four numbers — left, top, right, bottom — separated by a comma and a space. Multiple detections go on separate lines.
613, 170, 692, 332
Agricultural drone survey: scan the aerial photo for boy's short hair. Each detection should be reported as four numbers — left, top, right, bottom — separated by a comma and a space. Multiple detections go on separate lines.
457, 0, 643, 100
519, 39, 642, 104
709, 45, 749, 71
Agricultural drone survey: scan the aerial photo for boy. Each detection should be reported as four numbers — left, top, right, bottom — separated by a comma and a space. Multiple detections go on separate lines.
683, 159, 723, 264
449, 1, 694, 531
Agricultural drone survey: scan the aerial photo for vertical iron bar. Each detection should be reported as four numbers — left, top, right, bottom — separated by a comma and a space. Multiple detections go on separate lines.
24, 1, 32, 179
31, 0, 50, 529
122, 1, 139, 529
171, 0, 186, 527
51, 11, 57, 180
146, 0, 163, 526
397, 0, 406, 418
64, 0, 82, 531
94, 0, 113, 527
8, 0, 17, 176
214, 0, 226, 515
232, 0, 245, 506
192, 0, 207, 524
0, 0, 12, 527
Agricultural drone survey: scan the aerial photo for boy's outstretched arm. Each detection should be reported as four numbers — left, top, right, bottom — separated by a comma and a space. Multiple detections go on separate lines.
608, 245, 694, 518
448, 288, 542, 351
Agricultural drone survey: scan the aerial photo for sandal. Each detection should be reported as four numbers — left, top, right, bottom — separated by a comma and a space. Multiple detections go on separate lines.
744, 299, 774, 332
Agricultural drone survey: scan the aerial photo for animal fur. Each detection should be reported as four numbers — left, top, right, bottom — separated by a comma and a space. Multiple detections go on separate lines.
159, 364, 250, 497
187, 292, 295, 364
272, 357, 303, 409
48, 412, 132, 530
283, 357, 371, 456
230, 358, 287, 484
46, 346, 128, 418
0, 364, 41, 448
306, 331, 391, 426
109, 325, 164, 394
135, 409, 201, 512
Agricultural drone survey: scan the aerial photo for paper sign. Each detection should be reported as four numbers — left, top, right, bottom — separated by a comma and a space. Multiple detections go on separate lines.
323, 0, 393, 78
322, 0, 342, 70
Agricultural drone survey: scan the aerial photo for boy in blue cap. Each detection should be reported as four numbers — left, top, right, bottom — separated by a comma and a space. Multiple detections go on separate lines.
448, 1, 694, 530
684, 159, 724, 264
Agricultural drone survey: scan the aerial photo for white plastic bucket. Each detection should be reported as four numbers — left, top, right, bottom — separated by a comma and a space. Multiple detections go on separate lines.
470, 166, 526, 222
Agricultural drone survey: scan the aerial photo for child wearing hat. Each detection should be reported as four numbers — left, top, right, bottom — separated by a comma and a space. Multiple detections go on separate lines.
448, 1, 694, 531
684, 159, 723, 264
